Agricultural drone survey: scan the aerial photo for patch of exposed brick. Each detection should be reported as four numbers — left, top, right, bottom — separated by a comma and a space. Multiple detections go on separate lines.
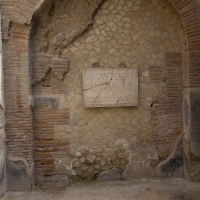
150, 53, 183, 156
169, 0, 200, 51
33, 103, 70, 189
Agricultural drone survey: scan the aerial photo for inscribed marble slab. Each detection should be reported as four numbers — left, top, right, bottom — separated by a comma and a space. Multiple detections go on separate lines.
83, 68, 138, 107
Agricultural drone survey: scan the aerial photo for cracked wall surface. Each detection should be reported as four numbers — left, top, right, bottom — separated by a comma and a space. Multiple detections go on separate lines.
31, 0, 184, 188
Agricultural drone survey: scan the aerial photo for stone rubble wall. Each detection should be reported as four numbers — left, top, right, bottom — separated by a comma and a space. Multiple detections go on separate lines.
31, 0, 184, 188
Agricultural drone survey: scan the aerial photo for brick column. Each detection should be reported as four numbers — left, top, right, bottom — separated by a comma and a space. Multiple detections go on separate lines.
3, 22, 34, 191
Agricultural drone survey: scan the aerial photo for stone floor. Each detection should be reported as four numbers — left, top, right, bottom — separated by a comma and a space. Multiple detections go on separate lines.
2, 178, 200, 200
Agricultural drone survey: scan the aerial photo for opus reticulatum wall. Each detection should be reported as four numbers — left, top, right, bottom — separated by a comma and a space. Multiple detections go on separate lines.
0, 0, 200, 193
31, 0, 183, 188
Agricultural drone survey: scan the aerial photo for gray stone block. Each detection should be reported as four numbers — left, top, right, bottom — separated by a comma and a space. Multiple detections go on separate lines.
98, 168, 121, 182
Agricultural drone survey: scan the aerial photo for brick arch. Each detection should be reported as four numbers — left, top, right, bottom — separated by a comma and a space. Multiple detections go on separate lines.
0, 0, 44, 39
2, 0, 200, 191
10, 0, 44, 24
168, 0, 200, 88
169, 0, 200, 51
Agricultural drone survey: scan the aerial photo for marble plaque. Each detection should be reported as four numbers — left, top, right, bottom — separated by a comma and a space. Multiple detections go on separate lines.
83, 68, 138, 107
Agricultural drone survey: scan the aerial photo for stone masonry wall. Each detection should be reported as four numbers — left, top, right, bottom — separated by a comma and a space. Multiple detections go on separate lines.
30, 0, 185, 188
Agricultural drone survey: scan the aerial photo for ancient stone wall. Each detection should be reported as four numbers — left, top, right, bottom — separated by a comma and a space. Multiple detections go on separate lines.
0, 14, 6, 198
0, 0, 200, 193
30, 0, 184, 188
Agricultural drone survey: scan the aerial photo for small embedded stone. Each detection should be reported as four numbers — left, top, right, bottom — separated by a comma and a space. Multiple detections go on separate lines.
74, 161, 81, 168
79, 157, 86, 164
117, 152, 124, 159
118, 62, 126, 68
92, 62, 100, 68
86, 154, 96, 164
98, 168, 121, 182
76, 151, 82, 157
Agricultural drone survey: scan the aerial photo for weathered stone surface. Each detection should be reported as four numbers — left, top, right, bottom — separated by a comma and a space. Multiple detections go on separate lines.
83, 68, 138, 107
31, 0, 184, 186
32, 54, 69, 84
182, 91, 200, 182
161, 156, 183, 177
189, 167, 200, 182
190, 91, 200, 158
98, 168, 121, 182
7, 158, 34, 191
32, 53, 51, 84
86, 154, 96, 164
156, 137, 183, 177
0, 164, 6, 198
0, 138, 6, 198
1, 0, 200, 193
51, 57, 69, 80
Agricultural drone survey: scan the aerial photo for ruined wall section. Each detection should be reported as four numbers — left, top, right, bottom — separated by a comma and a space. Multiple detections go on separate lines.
30, 0, 103, 189
31, 0, 184, 187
